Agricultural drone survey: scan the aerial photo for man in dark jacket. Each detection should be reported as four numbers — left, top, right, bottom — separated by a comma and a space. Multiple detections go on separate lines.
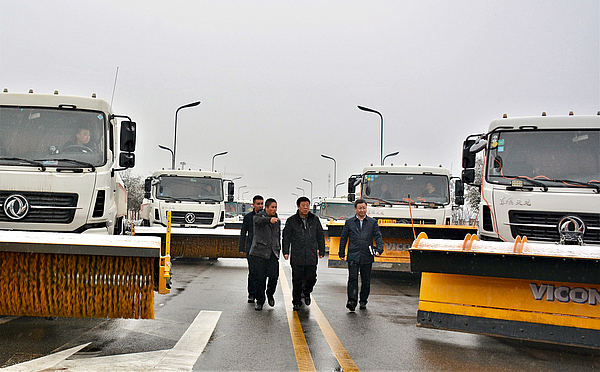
338, 198, 384, 311
283, 196, 325, 311
249, 198, 281, 311
239, 195, 264, 303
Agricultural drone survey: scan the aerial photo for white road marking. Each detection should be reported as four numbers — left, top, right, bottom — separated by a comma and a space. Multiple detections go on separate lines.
0, 310, 221, 372
0, 343, 90, 372
0, 317, 18, 325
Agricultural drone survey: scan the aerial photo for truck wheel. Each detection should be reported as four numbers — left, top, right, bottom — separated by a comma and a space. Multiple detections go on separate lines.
114, 217, 124, 235
141, 219, 150, 227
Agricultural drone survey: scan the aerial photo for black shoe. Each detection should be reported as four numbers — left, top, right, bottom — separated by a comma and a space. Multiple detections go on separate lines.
304, 295, 311, 306
255, 303, 263, 311
359, 302, 367, 310
267, 295, 275, 307
293, 304, 301, 311
346, 302, 356, 312
248, 295, 255, 303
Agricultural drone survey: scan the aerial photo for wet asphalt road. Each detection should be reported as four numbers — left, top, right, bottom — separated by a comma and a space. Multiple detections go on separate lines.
1, 255, 600, 371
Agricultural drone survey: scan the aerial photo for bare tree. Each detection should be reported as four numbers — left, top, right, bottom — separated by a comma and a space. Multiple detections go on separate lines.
121, 170, 144, 220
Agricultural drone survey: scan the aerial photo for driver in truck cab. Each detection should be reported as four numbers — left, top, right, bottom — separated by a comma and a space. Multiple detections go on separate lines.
62, 127, 93, 153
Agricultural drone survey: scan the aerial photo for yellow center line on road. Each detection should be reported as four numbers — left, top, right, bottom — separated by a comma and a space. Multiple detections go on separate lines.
279, 261, 360, 372
279, 262, 317, 372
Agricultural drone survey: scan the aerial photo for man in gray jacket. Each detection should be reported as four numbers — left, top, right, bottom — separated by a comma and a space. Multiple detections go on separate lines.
339, 198, 384, 311
249, 198, 281, 311
283, 196, 325, 311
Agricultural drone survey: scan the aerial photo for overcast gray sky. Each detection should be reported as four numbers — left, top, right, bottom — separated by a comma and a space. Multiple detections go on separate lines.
1, 1, 598, 213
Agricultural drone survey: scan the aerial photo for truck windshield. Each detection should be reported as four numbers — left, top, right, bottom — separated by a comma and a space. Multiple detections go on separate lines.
0, 106, 106, 167
156, 176, 223, 202
225, 201, 253, 218
317, 202, 355, 220
486, 130, 600, 187
362, 173, 450, 204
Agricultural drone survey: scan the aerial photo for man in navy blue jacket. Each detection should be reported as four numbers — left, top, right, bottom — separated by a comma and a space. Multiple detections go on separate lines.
338, 198, 384, 311
239, 195, 264, 303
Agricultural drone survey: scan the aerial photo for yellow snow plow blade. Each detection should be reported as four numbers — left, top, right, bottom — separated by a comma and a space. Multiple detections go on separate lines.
410, 232, 600, 348
0, 231, 167, 319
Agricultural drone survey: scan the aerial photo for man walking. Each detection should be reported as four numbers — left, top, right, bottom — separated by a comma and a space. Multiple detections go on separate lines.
338, 199, 384, 311
249, 198, 281, 311
283, 196, 325, 311
239, 195, 264, 303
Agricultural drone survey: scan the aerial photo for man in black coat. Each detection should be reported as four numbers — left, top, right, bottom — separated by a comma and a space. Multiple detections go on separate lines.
283, 196, 325, 311
249, 198, 281, 311
239, 195, 264, 303
338, 198, 384, 311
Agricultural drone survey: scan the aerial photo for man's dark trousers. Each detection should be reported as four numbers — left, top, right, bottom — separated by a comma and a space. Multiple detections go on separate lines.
247, 257, 256, 299
291, 264, 317, 306
251, 252, 279, 305
347, 261, 372, 306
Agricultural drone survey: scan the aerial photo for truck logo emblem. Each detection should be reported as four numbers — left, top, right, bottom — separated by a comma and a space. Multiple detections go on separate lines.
4, 194, 30, 220
185, 213, 196, 224
558, 215, 585, 245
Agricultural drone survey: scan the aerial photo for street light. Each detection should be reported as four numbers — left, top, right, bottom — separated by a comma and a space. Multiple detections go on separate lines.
357, 105, 384, 165
158, 145, 174, 167
231, 176, 242, 182
383, 151, 400, 165
238, 185, 247, 200
211, 151, 228, 172
173, 100, 201, 170
296, 187, 305, 196
335, 182, 345, 198
291, 192, 299, 198
321, 154, 337, 197
302, 178, 313, 203
241, 191, 249, 200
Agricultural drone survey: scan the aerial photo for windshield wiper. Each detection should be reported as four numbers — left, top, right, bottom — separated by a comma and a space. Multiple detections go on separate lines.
541, 178, 600, 193
37, 158, 95, 171
0, 157, 46, 171
506, 176, 548, 192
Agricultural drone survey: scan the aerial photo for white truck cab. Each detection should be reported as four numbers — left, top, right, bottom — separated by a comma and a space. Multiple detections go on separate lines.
140, 169, 234, 228
0, 90, 136, 234
462, 113, 600, 244
348, 165, 458, 225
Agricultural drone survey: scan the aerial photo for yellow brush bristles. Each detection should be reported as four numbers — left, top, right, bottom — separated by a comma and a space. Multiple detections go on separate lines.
0, 251, 155, 319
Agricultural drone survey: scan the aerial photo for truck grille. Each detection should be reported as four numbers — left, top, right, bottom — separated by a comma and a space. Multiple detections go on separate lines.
508, 211, 600, 244
0, 191, 78, 224
171, 211, 214, 226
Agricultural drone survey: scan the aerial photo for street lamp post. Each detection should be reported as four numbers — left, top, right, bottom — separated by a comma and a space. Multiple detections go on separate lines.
296, 187, 305, 196
291, 192, 299, 198
211, 151, 228, 171
335, 181, 345, 198
357, 105, 384, 165
383, 151, 400, 165
241, 191, 249, 200
158, 145, 174, 167
302, 178, 313, 204
238, 185, 247, 200
321, 154, 337, 197
173, 100, 201, 170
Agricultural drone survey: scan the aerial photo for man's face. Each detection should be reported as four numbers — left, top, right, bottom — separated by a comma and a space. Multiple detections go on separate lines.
76, 129, 90, 145
426, 183, 435, 193
355, 202, 367, 219
253, 199, 264, 213
297, 201, 310, 218
265, 202, 277, 217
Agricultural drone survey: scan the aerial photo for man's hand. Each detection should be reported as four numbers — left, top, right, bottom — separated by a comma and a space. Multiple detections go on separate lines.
319, 254, 325, 259
284, 254, 289, 260
339, 256, 345, 261
270, 217, 279, 224
375, 252, 381, 257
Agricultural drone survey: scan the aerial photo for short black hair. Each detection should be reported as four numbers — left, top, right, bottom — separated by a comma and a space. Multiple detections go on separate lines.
296, 196, 310, 206
265, 198, 277, 208
252, 195, 264, 203
354, 198, 367, 208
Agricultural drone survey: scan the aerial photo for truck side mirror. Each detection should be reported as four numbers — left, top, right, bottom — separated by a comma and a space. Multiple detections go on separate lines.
120, 121, 137, 152
119, 152, 135, 168
144, 178, 152, 199
462, 168, 475, 185
348, 193, 355, 202
462, 139, 476, 168
227, 182, 235, 202
454, 179, 464, 205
